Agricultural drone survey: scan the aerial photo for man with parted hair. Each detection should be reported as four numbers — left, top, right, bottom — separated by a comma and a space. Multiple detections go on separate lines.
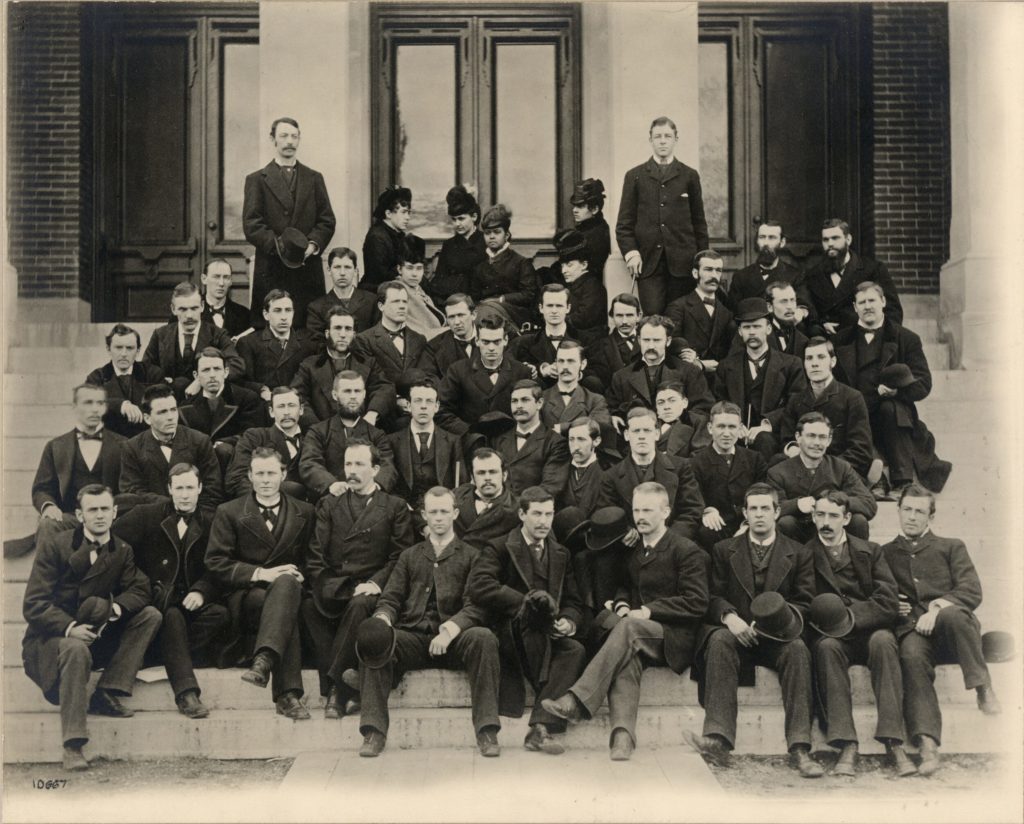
540, 339, 610, 434
665, 249, 735, 375
351, 280, 429, 385
420, 293, 479, 378
205, 447, 314, 719
489, 379, 570, 498
85, 323, 165, 438
225, 387, 309, 499
763, 281, 811, 358
616, 116, 709, 314
510, 284, 578, 386
542, 481, 709, 761
200, 258, 250, 337
237, 290, 320, 403
305, 247, 377, 336
469, 486, 587, 756
584, 292, 645, 388
882, 484, 1001, 776
244, 116, 336, 329
143, 281, 244, 401
451, 448, 522, 550
558, 416, 610, 513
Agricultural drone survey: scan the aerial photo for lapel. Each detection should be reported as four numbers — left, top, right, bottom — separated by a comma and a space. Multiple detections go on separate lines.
433, 429, 454, 485
664, 422, 692, 456
626, 362, 653, 404
160, 512, 183, 555
763, 537, 795, 592
724, 356, 745, 413
685, 292, 713, 338
345, 490, 387, 538
271, 496, 306, 563
848, 539, 875, 596
374, 325, 405, 370
646, 158, 681, 184
239, 496, 278, 554
761, 350, 784, 410
505, 530, 534, 590
812, 378, 841, 410
394, 429, 415, 488
509, 427, 545, 464
159, 324, 177, 367
211, 391, 240, 439
728, 540, 756, 600
835, 340, 857, 384
544, 538, 566, 602
80, 539, 118, 587
812, 541, 842, 594
832, 252, 862, 309
262, 161, 294, 210
195, 323, 215, 353
293, 163, 312, 214
561, 387, 588, 421
53, 431, 77, 505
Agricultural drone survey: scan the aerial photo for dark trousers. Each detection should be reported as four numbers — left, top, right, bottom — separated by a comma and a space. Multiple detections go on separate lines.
695, 518, 743, 553
899, 608, 991, 746
701, 628, 812, 750
636, 259, 687, 316
300, 593, 378, 695
57, 605, 162, 746
159, 603, 230, 698
213, 442, 236, 477
569, 618, 667, 746
529, 636, 587, 729
872, 401, 949, 490
240, 575, 304, 700
812, 628, 904, 746
777, 513, 869, 543
359, 626, 501, 737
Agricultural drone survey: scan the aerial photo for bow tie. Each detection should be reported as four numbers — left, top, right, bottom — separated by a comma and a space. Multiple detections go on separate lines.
85, 539, 108, 554
155, 436, 175, 447
208, 305, 224, 316
701, 297, 716, 307
386, 327, 405, 339
176, 510, 194, 524
484, 366, 501, 376
559, 391, 575, 399
77, 431, 103, 441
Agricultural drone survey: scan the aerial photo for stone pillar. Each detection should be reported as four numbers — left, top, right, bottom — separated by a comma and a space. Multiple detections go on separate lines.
940, 2, 1024, 369
582, 2, 700, 301
259, 2, 371, 290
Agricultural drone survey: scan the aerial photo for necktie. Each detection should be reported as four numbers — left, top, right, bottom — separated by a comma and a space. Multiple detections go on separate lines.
485, 367, 499, 385
156, 435, 175, 450
474, 497, 492, 515
261, 506, 279, 532
623, 335, 636, 351
516, 431, 530, 451
531, 542, 544, 561
389, 327, 405, 356
721, 452, 733, 467
281, 166, 295, 185
416, 431, 430, 459
278, 337, 289, 352
749, 356, 766, 379
77, 431, 103, 441
182, 334, 195, 364
560, 391, 574, 403
285, 434, 301, 452
702, 297, 716, 307
456, 338, 474, 358
176, 511, 192, 539
208, 306, 225, 328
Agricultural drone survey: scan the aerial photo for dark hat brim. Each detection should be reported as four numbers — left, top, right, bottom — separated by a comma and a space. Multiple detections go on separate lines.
471, 412, 516, 438
809, 607, 855, 639
275, 235, 306, 269
355, 622, 397, 669
879, 365, 917, 389
585, 524, 631, 551
752, 603, 805, 643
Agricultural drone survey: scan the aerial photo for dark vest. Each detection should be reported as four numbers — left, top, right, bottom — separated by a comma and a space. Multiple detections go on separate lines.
410, 432, 439, 505
526, 544, 550, 590
854, 332, 883, 394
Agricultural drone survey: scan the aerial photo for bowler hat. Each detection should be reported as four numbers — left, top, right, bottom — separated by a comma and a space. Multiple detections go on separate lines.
734, 297, 771, 323
555, 228, 589, 264
373, 186, 412, 221
552, 506, 590, 551
585, 507, 631, 551
446, 184, 479, 218
355, 617, 397, 669
879, 364, 916, 389
808, 593, 855, 638
481, 203, 512, 231
460, 431, 487, 463
749, 592, 804, 643
471, 411, 515, 438
982, 631, 1015, 664
276, 227, 308, 269
76, 595, 113, 633
570, 178, 605, 207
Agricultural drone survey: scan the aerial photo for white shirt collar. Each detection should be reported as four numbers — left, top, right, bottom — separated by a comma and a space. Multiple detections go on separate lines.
572, 453, 598, 469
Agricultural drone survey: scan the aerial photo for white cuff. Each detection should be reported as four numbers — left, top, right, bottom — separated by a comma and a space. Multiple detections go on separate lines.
439, 621, 462, 639
640, 606, 651, 620
65, 621, 77, 637
624, 251, 641, 264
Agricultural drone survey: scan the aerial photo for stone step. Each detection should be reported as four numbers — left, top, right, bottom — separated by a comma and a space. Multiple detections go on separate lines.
3, 437, 49, 471
901, 295, 939, 319
921, 343, 950, 370
6, 322, 162, 349
903, 317, 941, 344
3, 701, 1009, 763
7, 347, 112, 375
4, 374, 80, 407
6, 405, 80, 438
4, 505, 38, 538
923, 370, 994, 400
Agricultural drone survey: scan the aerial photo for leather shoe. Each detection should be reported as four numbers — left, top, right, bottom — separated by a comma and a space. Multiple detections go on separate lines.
175, 689, 209, 719
523, 723, 564, 755
359, 730, 386, 758
917, 735, 940, 777
683, 730, 730, 768
341, 668, 361, 693
344, 698, 361, 716
275, 691, 311, 720
832, 742, 858, 776
241, 651, 274, 688
791, 747, 823, 778
610, 728, 635, 762
887, 742, 917, 777
324, 687, 343, 719
540, 693, 584, 724
62, 744, 89, 771
977, 685, 1002, 715
477, 728, 501, 757
88, 688, 133, 718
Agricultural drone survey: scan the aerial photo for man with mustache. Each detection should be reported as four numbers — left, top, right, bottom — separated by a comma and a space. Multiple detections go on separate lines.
452, 449, 522, 550
584, 293, 644, 389
804, 218, 903, 338
726, 220, 809, 311
665, 250, 735, 375
540, 340, 610, 435
303, 441, 414, 719
489, 380, 570, 498
305, 248, 377, 337
225, 387, 309, 500
764, 282, 811, 358
558, 417, 611, 513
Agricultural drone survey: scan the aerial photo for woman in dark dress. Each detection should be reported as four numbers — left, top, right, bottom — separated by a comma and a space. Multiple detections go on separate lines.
427, 185, 486, 308
468, 203, 539, 331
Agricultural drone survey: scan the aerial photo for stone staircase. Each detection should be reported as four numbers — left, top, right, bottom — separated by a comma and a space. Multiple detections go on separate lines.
3, 297, 1019, 762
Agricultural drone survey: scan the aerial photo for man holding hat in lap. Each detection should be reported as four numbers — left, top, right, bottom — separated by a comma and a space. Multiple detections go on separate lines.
683, 483, 821, 777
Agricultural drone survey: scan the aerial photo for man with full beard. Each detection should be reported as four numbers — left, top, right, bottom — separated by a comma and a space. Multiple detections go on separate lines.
726, 220, 808, 310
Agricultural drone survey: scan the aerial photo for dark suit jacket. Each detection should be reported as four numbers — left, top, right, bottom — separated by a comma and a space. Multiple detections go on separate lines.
22, 528, 151, 703
290, 350, 395, 424
119, 426, 223, 514
142, 321, 245, 398
779, 378, 873, 477
32, 429, 126, 514
882, 533, 983, 638
510, 327, 579, 384
725, 260, 808, 309
804, 251, 903, 336
540, 384, 611, 432
452, 483, 521, 550
584, 330, 642, 389
84, 361, 165, 438
689, 446, 767, 527
236, 328, 321, 394
767, 455, 877, 520
178, 384, 266, 443
386, 425, 466, 503
607, 356, 714, 417
305, 488, 414, 617
351, 323, 428, 386
202, 299, 251, 338
598, 452, 704, 535
615, 529, 710, 673
834, 319, 931, 427
809, 534, 899, 633
420, 329, 475, 379
615, 158, 709, 276
490, 425, 570, 498
468, 247, 539, 327
657, 418, 707, 459
305, 289, 377, 337
112, 501, 220, 612
557, 460, 607, 513
665, 291, 736, 362
298, 416, 397, 497
437, 353, 534, 435
714, 348, 806, 429
374, 539, 486, 632
224, 425, 305, 498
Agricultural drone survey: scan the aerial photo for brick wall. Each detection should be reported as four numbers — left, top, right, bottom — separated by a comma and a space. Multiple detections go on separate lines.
6, 2, 84, 300
869, 3, 951, 294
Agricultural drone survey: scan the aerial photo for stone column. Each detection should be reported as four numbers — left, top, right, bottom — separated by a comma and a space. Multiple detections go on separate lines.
259, 2, 372, 290
940, 2, 1024, 369
582, 2, 701, 302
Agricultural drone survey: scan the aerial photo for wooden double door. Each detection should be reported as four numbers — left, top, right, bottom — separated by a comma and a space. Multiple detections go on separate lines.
698, 4, 866, 275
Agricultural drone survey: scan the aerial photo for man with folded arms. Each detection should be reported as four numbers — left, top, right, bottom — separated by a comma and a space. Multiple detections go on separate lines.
883, 484, 1001, 776
543, 482, 709, 761
683, 483, 820, 777
353, 486, 501, 758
